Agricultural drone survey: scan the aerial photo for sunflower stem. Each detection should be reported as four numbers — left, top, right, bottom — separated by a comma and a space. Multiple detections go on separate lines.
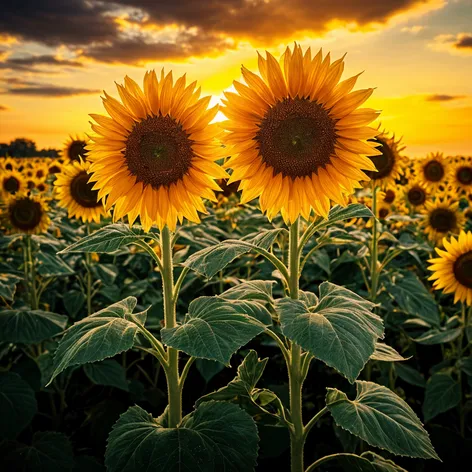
161, 225, 182, 428
370, 184, 380, 302
287, 218, 305, 472
85, 223, 93, 316
458, 303, 466, 437
25, 235, 38, 310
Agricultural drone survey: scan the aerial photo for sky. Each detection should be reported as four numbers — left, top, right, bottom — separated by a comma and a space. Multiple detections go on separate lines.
0, 0, 471, 157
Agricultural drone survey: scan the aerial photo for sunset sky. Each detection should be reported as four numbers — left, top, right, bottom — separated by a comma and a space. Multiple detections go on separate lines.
0, 0, 471, 157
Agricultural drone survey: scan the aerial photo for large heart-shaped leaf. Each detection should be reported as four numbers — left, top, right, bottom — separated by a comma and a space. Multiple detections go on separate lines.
49, 297, 148, 384
0, 273, 22, 301
84, 359, 129, 392
423, 373, 461, 422
183, 229, 286, 278
161, 296, 271, 365
310, 204, 374, 234
278, 282, 383, 383
335, 451, 408, 472
326, 381, 439, 460
105, 401, 259, 472
0, 372, 37, 439
0, 309, 67, 344
370, 343, 409, 362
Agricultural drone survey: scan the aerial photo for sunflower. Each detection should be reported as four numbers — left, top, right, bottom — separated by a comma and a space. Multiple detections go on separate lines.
363, 128, 407, 189
403, 180, 429, 210
48, 161, 62, 175
0, 157, 17, 172
63, 135, 89, 163
1, 170, 25, 197
87, 70, 226, 231
422, 199, 465, 243
428, 231, 472, 305
414, 152, 449, 190
2, 192, 50, 234
221, 44, 380, 223
449, 157, 472, 196
54, 159, 107, 223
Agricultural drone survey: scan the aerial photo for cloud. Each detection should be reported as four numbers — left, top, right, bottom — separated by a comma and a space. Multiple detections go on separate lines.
0, 104, 8, 110
426, 94, 466, 102
0, 0, 446, 64
0, 54, 84, 72
0, 77, 99, 97
401, 25, 424, 34
430, 32, 472, 55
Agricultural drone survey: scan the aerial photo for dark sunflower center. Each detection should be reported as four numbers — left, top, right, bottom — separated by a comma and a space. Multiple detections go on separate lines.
379, 208, 389, 219
9, 198, 42, 231
407, 187, 426, 206
4, 176, 20, 193
429, 208, 456, 232
364, 138, 395, 180
70, 171, 101, 208
384, 189, 395, 203
424, 160, 444, 182
36, 170, 45, 179
125, 115, 193, 188
255, 98, 336, 178
457, 166, 472, 185
68, 140, 88, 162
27, 180, 35, 189
37, 183, 46, 192
49, 165, 61, 174
454, 251, 472, 288
5, 163, 13, 171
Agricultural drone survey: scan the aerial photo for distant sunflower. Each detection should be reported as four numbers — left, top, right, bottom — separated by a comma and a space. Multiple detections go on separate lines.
48, 161, 62, 175
428, 231, 472, 305
363, 128, 407, 189
54, 159, 107, 223
423, 199, 464, 243
63, 135, 89, 163
0, 157, 17, 172
404, 180, 429, 209
1, 170, 25, 196
221, 44, 380, 223
415, 152, 449, 190
36, 181, 47, 193
3, 192, 50, 234
87, 70, 226, 231
34, 164, 48, 181
449, 157, 472, 195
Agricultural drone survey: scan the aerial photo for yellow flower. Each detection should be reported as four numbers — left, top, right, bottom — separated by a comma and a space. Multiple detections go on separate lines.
403, 180, 429, 210
63, 135, 89, 163
2, 192, 50, 234
448, 156, 472, 196
221, 44, 380, 224
422, 198, 465, 243
1, 170, 25, 197
414, 152, 449, 191
429, 231, 472, 305
54, 159, 108, 223
87, 70, 226, 231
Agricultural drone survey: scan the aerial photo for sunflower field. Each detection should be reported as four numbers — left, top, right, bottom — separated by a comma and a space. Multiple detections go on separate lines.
1, 45, 471, 472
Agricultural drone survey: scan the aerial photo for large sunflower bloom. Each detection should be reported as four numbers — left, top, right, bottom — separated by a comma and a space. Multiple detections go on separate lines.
414, 152, 449, 191
422, 199, 465, 243
2, 192, 50, 235
54, 159, 108, 223
63, 135, 89, 163
449, 157, 472, 196
1, 170, 25, 197
87, 70, 226, 231
428, 231, 472, 305
221, 44, 380, 223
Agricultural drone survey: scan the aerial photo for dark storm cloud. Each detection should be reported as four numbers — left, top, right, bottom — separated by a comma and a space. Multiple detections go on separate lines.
1, 0, 443, 64
0, 55, 83, 72
0, 78, 99, 97
455, 34, 472, 49
426, 94, 466, 102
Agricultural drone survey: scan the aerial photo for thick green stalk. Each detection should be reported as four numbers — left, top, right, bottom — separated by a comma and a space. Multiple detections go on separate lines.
85, 223, 93, 315
161, 226, 182, 428
26, 235, 38, 310
370, 184, 380, 302
288, 219, 304, 472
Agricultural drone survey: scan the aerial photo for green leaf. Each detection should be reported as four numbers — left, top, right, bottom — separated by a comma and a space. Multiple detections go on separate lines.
0, 372, 37, 439
5, 431, 75, 472
49, 297, 147, 384
59, 223, 151, 254
459, 356, 472, 376
0, 309, 68, 344
0, 272, 22, 301
105, 401, 259, 472
221, 280, 275, 305
162, 297, 271, 365
326, 381, 439, 460
84, 359, 129, 391
63, 289, 86, 318
395, 364, 426, 388
313, 204, 374, 232
423, 373, 461, 422
413, 327, 462, 345
388, 273, 440, 327
196, 359, 225, 384
197, 350, 267, 405
335, 451, 408, 472
370, 343, 409, 362
36, 251, 75, 277
278, 282, 383, 383
183, 229, 285, 278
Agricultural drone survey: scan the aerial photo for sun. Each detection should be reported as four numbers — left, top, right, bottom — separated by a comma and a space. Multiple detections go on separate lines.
221, 43, 380, 224
54, 159, 108, 223
87, 70, 227, 231
429, 231, 472, 305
